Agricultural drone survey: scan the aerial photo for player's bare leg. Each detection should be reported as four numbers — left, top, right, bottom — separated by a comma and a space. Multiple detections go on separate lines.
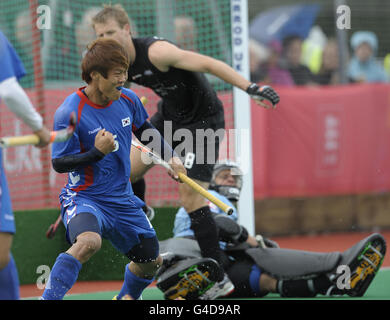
66, 231, 102, 264
129, 255, 164, 279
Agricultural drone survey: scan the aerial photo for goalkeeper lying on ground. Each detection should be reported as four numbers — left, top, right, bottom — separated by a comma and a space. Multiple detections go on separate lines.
154, 160, 386, 300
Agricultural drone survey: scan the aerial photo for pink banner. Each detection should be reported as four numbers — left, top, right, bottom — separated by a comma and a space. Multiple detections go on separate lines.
252, 83, 390, 198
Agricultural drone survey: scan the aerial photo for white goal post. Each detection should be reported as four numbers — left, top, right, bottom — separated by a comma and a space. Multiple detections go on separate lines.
230, 0, 255, 235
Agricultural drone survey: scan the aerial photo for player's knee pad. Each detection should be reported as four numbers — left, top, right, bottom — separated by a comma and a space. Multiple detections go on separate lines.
127, 234, 159, 263
156, 257, 222, 300
67, 212, 101, 245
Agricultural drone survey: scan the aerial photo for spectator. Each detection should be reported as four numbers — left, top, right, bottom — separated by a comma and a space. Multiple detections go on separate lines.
260, 40, 294, 86
384, 53, 390, 79
281, 35, 316, 86
347, 31, 388, 83
301, 26, 328, 75
174, 16, 197, 51
313, 39, 340, 85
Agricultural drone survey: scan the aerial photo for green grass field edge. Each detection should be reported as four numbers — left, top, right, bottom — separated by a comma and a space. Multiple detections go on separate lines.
23, 267, 390, 300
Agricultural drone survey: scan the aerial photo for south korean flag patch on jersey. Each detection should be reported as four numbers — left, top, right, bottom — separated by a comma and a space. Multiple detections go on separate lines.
122, 117, 131, 127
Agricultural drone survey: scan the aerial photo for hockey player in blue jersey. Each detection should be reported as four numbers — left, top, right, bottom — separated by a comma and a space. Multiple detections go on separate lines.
41, 38, 186, 300
0, 30, 51, 300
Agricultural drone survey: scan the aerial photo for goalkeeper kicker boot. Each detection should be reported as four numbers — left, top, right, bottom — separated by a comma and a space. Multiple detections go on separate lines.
156, 257, 223, 300
332, 233, 386, 297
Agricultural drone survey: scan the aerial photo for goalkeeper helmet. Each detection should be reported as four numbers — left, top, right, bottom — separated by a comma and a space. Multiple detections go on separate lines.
210, 160, 243, 202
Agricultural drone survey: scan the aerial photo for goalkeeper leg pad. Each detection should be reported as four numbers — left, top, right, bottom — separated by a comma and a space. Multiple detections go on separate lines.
245, 233, 386, 297
245, 247, 341, 280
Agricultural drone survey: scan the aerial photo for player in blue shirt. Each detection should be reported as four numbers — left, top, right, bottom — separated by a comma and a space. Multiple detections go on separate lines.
41, 38, 186, 300
0, 30, 50, 300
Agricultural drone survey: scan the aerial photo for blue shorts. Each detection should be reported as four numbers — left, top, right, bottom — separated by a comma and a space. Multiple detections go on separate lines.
0, 150, 15, 234
60, 191, 156, 255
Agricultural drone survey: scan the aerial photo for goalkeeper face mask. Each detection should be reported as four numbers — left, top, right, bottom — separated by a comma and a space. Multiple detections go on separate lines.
209, 160, 243, 203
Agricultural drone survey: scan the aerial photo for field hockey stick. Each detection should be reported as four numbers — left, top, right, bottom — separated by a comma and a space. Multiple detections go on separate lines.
46, 214, 62, 239
131, 139, 234, 215
0, 111, 77, 148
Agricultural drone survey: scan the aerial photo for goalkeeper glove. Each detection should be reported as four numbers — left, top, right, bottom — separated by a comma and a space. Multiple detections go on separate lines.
246, 83, 280, 108
255, 234, 280, 248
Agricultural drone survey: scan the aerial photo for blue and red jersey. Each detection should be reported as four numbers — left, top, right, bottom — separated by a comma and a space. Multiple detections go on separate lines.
0, 30, 26, 83
52, 87, 148, 203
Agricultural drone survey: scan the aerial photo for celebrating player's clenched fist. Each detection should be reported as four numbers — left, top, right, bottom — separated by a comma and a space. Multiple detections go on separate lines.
94, 129, 116, 154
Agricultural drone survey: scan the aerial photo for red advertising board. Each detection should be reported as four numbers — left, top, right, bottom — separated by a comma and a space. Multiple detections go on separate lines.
251, 83, 390, 198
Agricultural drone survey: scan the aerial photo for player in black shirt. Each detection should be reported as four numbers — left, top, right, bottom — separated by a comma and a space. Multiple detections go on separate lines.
92, 4, 280, 298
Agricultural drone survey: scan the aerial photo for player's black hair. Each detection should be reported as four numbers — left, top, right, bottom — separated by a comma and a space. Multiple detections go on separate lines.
81, 38, 129, 83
